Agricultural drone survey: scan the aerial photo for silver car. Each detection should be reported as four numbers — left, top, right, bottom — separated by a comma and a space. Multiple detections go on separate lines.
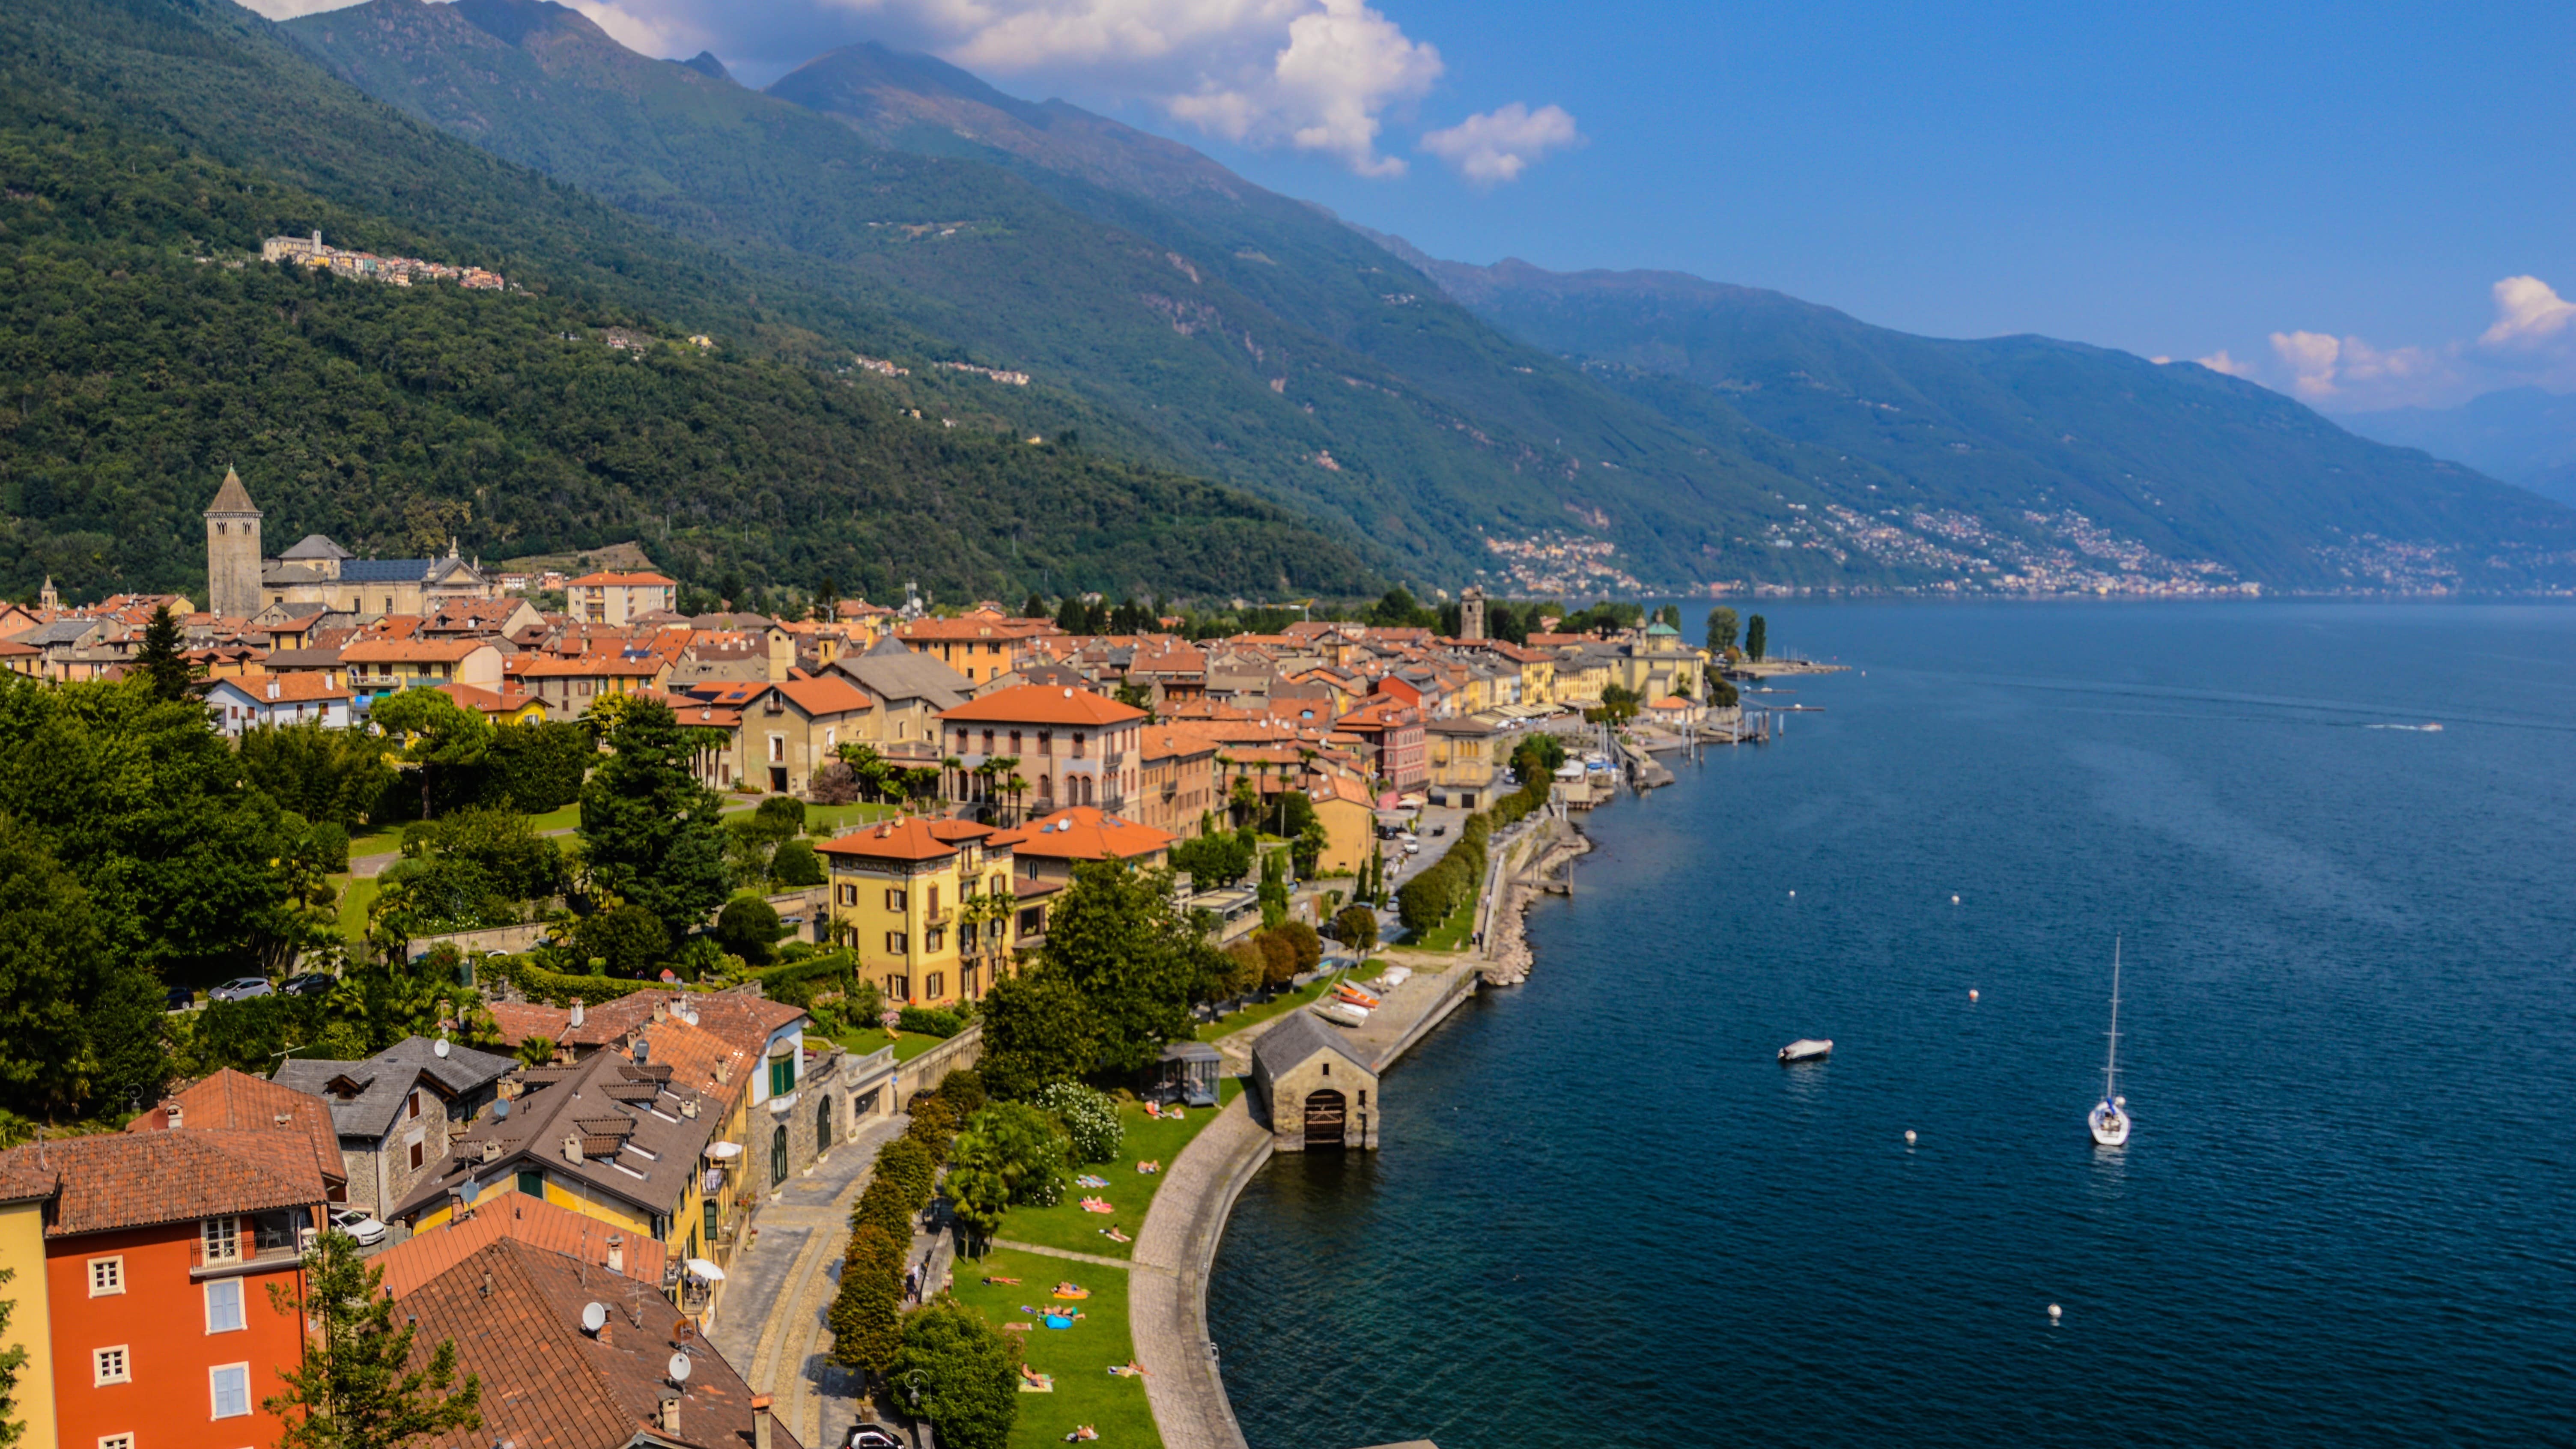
209, 977, 273, 1002
328, 1208, 388, 1246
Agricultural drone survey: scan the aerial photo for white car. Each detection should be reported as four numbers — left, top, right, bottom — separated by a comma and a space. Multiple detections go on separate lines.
329, 1208, 388, 1246
1402, 838, 1421, 854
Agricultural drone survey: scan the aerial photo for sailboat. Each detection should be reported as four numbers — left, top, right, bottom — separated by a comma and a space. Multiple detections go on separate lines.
2088, 937, 2132, 1147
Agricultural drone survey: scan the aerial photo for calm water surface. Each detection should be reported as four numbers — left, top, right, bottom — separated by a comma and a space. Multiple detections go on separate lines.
1207, 603, 2576, 1449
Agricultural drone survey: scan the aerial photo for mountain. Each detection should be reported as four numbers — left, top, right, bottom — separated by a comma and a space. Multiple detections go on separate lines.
1371, 244, 2576, 592
281, 0, 1857, 594
0, 0, 1371, 605
2340, 389, 2576, 509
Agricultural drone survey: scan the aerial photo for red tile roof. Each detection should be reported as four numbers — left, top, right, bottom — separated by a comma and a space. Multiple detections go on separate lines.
0, 1128, 325, 1237
938, 682, 1146, 728
815, 816, 958, 863
769, 677, 873, 716
207, 672, 352, 704
343, 638, 495, 663
990, 805, 1175, 862
129, 1068, 346, 1190
373, 1192, 667, 1299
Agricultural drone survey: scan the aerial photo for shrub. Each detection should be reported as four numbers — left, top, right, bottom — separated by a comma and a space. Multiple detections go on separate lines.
573, 904, 668, 977
906, 1096, 958, 1157
715, 895, 783, 965
1221, 941, 1265, 996
1033, 1082, 1123, 1165
827, 1219, 908, 1374
853, 1173, 918, 1245
753, 795, 807, 837
305, 820, 350, 874
872, 1135, 938, 1209
770, 837, 824, 887
933, 1068, 987, 1118
951, 1102, 1068, 1208
492, 955, 662, 1008
897, 1005, 966, 1038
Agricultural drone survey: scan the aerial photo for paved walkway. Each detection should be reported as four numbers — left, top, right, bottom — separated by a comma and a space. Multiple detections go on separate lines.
710, 1114, 909, 1449
1129, 1098, 1271, 1449
988, 1239, 1132, 1270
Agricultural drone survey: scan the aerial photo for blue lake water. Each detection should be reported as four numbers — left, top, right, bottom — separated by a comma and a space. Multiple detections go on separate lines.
1207, 602, 2576, 1449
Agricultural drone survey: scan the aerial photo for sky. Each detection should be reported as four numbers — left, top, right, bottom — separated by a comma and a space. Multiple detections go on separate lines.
252, 0, 2576, 415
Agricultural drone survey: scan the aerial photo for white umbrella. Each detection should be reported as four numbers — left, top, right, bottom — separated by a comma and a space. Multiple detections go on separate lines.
705, 1142, 742, 1159
684, 1258, 726, 1281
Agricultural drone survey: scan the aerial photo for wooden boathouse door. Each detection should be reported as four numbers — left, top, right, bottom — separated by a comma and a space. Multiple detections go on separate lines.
1303, 1089, 1348, 1148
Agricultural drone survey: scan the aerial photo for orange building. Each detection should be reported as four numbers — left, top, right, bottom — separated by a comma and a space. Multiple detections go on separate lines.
0, 1126, 330, 1449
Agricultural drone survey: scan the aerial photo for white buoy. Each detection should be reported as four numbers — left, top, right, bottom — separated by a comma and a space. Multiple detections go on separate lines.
1969, 989, 1979, 1002
1904, 1130, 1917, 1146
1789, 890, 1796, 898
1951, 894, 1960, 904
2048, 1304, 2062, 1322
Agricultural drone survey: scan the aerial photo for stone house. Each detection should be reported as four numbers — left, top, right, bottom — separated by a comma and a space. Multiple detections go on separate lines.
274, 1037, 519, 1217
1249, 1011, 1379, 1151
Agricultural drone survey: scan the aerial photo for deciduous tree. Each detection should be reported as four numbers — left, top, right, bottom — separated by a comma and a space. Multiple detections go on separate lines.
886, 1298, 1019, 1449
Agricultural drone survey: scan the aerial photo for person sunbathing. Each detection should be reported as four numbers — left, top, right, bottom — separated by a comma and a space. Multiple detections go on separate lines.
1134, 1160, 1161, 1173
984, 1276, 1023, 1286
1099, 1226, 1133, 1243
1020, 1365, 1054, 1389
1052, 1282, 1089, 1300
1079, 1197, 1115, 1213
1064, 1427, 1098, 1442
1106, 1360, 1149, 1377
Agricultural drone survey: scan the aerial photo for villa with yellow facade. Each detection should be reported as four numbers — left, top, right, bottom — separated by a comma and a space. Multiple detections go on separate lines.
820, 816, 1023, 1006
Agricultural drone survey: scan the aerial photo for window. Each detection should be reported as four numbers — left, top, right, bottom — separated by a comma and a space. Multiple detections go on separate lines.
885, 932, 907, 955
924, 927, 944, 953
770, 1125, 789, 1186
409, 1139, 425, 1170
924, 972, 944, 999
205, 1279, 246, 1334
93, 1347, 130, 1386
517, 1169, 545, 1199
885, 887, 907, 911
982, 729, 995, 753
1073, 732, 1087, 758
203, 1216, 240, 1263
837, 883, 857, 906
1010, 730, 1022, 753
98, 1435, 133, 1449
406, 1089, 421, 1120
927, 884, 941, 915
1038, 730, 1053, 756
210, 1363, 251, 1419
769, 1052, 797, 1098
768, 735, 785, 763
88, 1256, 124, 1297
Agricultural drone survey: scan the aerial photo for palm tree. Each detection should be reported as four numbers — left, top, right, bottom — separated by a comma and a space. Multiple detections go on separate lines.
1004, 772, 1029, 824
986, 755, 1022, 822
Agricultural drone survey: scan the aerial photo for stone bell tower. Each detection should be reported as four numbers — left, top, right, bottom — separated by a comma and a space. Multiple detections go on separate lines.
1459, 584, 1487, 643
204, 465, 263, 620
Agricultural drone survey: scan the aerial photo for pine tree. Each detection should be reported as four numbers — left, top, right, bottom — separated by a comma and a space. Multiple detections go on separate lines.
1745, 614, 1768, 662
263, 1231, 482, 1449
134, 603, 196, 702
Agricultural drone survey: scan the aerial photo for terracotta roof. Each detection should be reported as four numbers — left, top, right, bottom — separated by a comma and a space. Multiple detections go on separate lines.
206, 465, 258, 515
398, 1236, 796, 1449
816, 816, 957, 863
433, 681, 542, 715
373, 1192, 667, 1299
128, 1067, 346, 1189
938, 683, 1146, 728
567, 571, 678, 587
1141, 729, 1219, 763
513, 654, 668, 679
0, 1128, 324, 1237
769, 677, 873, 716
626, 1019, 751, 1116
896, 614, 1053, 642
990, 805, 1175, 862
207, 671, 352, 704
488, 991, 805, 1061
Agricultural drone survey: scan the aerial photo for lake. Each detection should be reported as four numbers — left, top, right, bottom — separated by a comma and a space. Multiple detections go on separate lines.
1207, 602, 2576, 1449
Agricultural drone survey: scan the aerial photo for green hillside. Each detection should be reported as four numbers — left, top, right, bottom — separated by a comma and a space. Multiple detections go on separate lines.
0, 0, 1373, 604
281, 0, 1857, 593
1388, 249, 2576, 593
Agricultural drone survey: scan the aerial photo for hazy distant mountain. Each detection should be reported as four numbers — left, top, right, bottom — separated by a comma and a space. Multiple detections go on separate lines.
1368, 242, 2576, 592
2340, 389, 2576, 509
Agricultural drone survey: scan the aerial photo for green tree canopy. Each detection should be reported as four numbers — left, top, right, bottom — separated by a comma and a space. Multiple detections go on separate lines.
577, 699, 729, 945
886, 1298, 1019, 1449
263, 1230, 483, 1449
1705, 606, 1740, 653
1745, 613, 1769, 662
0, 818, 165, 1121
369, 689, 496, 820
1032, 862, 1206, 1077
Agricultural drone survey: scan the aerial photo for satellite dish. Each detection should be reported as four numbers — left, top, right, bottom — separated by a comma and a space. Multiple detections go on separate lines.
667, 1351, 692, 1383
581, 1302, 607, 1334
434, 1038, 452, 1058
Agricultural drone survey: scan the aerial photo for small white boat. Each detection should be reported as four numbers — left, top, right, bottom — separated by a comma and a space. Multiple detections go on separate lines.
1312, 999, 1370, 1029
2088, 938, 2132, 1147
1375, 966, 1413, 988
1777, 1038, 1833, 1063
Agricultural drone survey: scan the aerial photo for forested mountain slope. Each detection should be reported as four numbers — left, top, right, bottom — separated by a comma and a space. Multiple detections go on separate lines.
1378, 245, 2576, 593
283, 0, 1863, 593
0, 0, 1372, 603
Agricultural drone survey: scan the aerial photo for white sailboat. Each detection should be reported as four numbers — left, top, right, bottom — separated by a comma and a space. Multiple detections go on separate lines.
2088, 937, 2132, 1147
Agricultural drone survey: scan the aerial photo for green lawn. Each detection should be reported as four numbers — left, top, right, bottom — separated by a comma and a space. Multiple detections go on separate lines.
1409, 899, 1476, 952
1192, 978, 1339, 1040
747, 802, 900, 835
986, 1082, 1242, 1261
334, 876, 379, 943
947, 1247, 1157, 1449
829, 1029, 955, 1064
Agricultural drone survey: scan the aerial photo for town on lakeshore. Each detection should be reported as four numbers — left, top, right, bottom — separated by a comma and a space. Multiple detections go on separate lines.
0, 468, 1837, 1449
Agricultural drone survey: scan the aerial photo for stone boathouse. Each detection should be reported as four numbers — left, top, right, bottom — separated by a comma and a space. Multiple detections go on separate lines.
1249, 1011, 1379, 1151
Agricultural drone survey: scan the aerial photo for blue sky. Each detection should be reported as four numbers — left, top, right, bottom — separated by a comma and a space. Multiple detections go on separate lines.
263, 0, 2576, 411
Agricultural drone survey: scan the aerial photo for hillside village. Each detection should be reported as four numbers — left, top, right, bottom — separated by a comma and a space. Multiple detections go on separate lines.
261, 230, 504, 290
0, 466, 1738, 1449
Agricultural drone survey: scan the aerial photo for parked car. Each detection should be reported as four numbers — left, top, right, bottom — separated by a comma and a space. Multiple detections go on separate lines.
163, 986, 197, 1012
209, 977, 273, 1002
328, 1208, 388, 1246
282, 973, 338, 997
1402, 838, 1421, 854
1430, 824, 1447, 837
848, 1425, 907, 1449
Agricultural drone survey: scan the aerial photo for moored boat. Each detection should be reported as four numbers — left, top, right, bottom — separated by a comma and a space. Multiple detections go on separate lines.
1313, 999, 1370, 1028
1777, 1038, 1833, 1063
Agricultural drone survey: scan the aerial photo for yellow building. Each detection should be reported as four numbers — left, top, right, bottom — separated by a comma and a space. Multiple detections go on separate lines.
341, 638, 504, 699
820, 817, 1018, 1005
0, 1172, 57, 1449
387, 1049, 713, 1279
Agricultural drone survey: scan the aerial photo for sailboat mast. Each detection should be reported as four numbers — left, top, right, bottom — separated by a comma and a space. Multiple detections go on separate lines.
2104, 935, 2122, 1099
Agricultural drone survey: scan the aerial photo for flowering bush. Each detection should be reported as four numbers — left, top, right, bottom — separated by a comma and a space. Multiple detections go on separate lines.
1034, 1081, 1124, 1165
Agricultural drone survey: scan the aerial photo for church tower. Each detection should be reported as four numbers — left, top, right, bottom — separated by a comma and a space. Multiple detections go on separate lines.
204, 465, 263, 619
1459, 584, 1487, 642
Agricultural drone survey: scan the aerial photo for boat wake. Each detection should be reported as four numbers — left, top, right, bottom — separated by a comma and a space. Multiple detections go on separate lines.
2363, 722, 2445, 732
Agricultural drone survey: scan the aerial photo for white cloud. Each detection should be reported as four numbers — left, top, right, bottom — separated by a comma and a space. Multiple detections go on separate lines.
470, 0, 1455, 176
2478, 274, 2576, 349
1419, 101, 1581, 184
2193, 350, 2256, 378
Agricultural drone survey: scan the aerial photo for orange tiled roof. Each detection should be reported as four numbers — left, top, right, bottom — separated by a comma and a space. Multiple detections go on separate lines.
990, 805, 1175, 861
209, 671, 351, 703
816, 816, 959, 862
374, 1191, 668, 1298
938, 683, 1146, 728
128, 1067, 346, 1190
770, 677, 874, 715
0, 1129, 324, 1237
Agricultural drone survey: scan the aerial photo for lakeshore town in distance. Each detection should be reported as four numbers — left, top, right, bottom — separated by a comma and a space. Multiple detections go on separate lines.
0, 461, 1765, 1449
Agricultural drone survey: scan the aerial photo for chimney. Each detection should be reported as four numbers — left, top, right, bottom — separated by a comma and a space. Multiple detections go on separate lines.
563, 1133, 584, 1164
714, 1059, 731, 1086
569, 999, 585, 1029
164, 1103, 182, 1130
658, 1398, 681, 1436
752, 1396, 773, 1449
605, 1234, 624, 1274
480, 1139, 503, 1164
596, 1320, 612, 1348
680, 1097, 698, 1119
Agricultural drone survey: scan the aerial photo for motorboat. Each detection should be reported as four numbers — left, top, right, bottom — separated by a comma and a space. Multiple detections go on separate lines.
1313, 998, 1370, 1028
1777, 1038, 1833, 1063
1332, 983, 1381, 1008
2088, 938, 2133, 1148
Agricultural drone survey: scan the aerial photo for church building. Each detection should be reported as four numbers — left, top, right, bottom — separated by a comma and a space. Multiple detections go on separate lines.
204, 468, 496, 620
